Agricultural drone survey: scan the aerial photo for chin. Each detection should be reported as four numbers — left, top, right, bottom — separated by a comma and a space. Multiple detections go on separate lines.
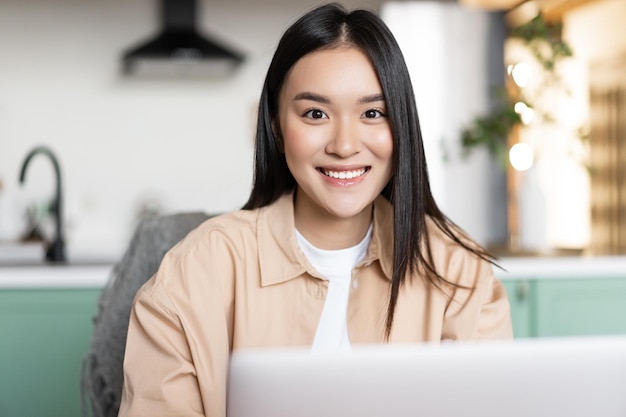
323, 202, 371, 220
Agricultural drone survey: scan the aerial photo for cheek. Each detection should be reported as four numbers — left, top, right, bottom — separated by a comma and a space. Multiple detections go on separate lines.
371, 127, 394, 161
281, 122, 326, 160
281, 125, 306, 160
371, 128, 394, 183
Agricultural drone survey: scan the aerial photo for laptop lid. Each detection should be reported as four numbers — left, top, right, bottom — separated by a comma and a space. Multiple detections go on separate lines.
227, 336, 626, 417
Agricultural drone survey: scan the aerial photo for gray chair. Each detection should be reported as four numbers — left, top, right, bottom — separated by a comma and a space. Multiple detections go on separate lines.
80, 212, 213, 417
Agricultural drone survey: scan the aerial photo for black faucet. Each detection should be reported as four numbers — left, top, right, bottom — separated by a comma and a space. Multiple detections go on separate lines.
19, 146, 67, 263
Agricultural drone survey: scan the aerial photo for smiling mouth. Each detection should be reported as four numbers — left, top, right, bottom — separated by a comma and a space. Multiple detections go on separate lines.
318, 167, 370, 179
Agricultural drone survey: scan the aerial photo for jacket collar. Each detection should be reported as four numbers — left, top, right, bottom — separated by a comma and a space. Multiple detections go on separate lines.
257, 192, 394, 287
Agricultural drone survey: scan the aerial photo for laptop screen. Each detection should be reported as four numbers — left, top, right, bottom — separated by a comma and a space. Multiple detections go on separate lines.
227, 336, 626, 417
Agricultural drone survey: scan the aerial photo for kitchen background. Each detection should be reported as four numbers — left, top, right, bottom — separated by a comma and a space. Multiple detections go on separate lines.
1, 0, 625, 260
0, 0, 510, 262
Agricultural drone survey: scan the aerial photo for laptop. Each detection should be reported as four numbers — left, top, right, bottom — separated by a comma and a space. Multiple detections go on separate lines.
227, 336, 626, 417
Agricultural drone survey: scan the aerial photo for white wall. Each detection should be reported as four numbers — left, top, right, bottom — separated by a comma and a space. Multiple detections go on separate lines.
0, 0, 502, 260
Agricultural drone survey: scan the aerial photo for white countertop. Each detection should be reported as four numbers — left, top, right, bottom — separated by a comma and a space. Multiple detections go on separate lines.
0, 264, 114, 288
494, 256, 626, 280
0, 241, 118, 288
0, 255, 625, 289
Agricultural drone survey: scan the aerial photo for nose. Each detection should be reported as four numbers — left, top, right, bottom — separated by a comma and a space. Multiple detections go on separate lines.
325, 118, 362, 157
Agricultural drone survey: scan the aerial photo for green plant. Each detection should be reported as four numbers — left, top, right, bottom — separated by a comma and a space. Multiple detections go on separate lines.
510, 15, 573, 74
460, 94, 521, 169
459, 13, 573, 167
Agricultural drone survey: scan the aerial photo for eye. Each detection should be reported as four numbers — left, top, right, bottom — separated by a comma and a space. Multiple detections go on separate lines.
303, 109, 328, 119
362, 109, 386, 119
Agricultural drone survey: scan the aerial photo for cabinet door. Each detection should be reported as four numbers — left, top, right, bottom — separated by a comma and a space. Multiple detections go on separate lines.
0, 289, 100, 417
501, 279, 534, 338
534, 278, 626, 337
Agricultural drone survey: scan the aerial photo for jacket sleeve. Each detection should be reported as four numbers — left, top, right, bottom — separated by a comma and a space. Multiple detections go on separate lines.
474, 272, 514, 339
117, 282, 205, 417
441, 252, 514, 341
118, 246, 232, 417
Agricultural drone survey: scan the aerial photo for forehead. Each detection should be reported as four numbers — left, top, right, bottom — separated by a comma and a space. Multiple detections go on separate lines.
280, 47, 383, 98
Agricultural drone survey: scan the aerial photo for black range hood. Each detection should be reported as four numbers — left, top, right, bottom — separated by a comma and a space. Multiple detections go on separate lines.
122, 0, 244, 76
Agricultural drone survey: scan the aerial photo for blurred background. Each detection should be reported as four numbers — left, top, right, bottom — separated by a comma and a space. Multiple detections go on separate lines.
1, 1, 625, 417
0, 0, 624, 259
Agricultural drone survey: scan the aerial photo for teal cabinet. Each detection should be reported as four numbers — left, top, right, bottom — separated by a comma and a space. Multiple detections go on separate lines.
534, 278, 626, 337
0, 289, 100, 417
501, 277, 626, 338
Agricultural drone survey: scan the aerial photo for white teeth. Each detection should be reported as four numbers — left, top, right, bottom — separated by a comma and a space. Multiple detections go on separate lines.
322, 168, 367, 179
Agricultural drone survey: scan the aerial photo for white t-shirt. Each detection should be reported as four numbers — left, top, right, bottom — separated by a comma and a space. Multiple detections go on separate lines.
295, 225, 373, 353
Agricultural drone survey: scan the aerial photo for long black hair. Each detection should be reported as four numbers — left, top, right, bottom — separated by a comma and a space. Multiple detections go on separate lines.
243, 2, 495, 339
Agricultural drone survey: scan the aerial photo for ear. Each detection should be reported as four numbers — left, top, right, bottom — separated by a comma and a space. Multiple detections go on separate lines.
271, 119, 285, 153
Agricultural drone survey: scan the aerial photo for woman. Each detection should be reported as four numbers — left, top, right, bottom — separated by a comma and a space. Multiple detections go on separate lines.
118, 3, 512, 417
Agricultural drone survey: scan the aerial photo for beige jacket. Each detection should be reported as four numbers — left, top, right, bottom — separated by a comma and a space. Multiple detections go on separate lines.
119, 193, 512, 417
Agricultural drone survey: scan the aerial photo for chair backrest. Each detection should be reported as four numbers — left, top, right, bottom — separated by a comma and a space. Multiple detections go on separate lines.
80, 212, 213, 417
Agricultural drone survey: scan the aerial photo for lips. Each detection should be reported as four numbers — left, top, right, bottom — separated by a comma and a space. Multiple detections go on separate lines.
318, 167, 369, 179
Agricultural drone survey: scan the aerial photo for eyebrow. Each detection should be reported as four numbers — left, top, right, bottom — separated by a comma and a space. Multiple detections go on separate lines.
293, 92, 331, 104
292, 92, 385, 105
358, 93, 385, 105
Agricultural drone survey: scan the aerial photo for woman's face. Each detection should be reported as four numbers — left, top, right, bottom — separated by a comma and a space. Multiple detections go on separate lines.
277, 47, 393, 225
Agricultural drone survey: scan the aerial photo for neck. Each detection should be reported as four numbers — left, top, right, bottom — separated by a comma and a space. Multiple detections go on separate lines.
294, 194, 373, 250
